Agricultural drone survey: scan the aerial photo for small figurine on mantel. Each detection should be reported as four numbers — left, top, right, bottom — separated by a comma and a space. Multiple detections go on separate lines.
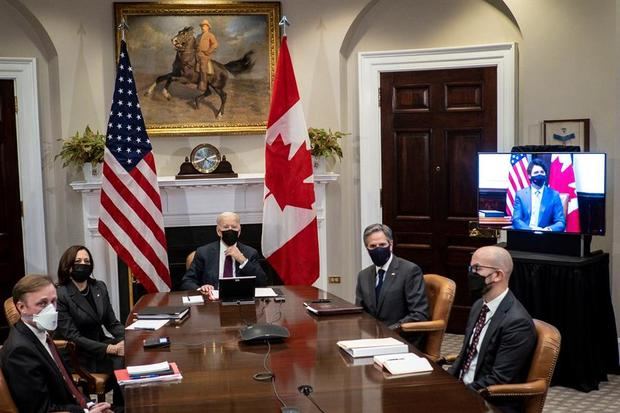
175, 143, 238, 179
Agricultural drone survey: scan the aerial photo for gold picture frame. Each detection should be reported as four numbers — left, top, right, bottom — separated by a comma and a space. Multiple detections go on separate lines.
543, 118, 590, 151
114, 2, 281, 136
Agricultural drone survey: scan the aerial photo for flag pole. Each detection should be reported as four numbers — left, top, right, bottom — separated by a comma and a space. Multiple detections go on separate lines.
117, 18, 129, 42
278, 16, 290, 37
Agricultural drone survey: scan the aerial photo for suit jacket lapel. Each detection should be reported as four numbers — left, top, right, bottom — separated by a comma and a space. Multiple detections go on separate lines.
539, 187, 551, 224
16, 321, 60, 375
523, 187, 532, 222
376, 257, 399, 313
475, 291, 514, 377
91, 283, 105, 319
67, 282, 100, 323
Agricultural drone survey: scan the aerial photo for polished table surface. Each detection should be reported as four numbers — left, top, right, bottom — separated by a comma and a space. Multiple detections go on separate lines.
124, 286, 496, 412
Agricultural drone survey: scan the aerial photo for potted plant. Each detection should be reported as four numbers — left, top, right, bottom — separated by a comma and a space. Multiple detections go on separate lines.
307, 127, 347, 172
55, 126, 106, 181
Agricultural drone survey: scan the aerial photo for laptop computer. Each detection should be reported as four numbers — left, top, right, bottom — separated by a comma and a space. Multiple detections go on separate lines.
219, 276, 256, 305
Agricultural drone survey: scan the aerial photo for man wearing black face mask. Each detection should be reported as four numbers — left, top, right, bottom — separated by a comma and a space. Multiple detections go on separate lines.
512, 158, 566, 232
449, 246, 536, 413
355, 224, 429, 344
180, 211, 266, 297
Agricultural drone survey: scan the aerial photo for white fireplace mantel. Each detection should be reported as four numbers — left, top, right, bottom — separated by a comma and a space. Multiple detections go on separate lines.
71, 173, 338, 313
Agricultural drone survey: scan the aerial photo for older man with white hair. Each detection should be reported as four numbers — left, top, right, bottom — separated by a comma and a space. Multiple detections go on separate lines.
449, 245, 536, 413
180, 212, 266, 296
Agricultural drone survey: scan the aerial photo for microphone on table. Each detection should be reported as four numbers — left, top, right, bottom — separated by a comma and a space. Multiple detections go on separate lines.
298, 385, 327, 413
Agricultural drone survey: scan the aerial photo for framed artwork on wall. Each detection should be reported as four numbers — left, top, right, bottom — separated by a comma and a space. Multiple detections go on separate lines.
543, 118, 590, 151
114, 2, 281, 136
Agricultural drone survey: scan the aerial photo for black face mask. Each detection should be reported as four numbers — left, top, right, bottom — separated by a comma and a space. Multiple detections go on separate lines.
71, 264, 93, 283
467, 271, 493, 298
367, 246, 391, 267
221, 229, 239, 246
530, 175, 546, 187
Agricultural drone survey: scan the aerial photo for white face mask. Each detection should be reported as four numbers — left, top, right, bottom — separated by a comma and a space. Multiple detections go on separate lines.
32, 303, 58, 332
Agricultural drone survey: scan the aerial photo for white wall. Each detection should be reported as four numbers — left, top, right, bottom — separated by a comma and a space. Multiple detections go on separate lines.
1, 0, 619, 329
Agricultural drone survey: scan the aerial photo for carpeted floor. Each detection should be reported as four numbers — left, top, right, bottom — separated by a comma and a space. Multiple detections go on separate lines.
441, 333, 620, 412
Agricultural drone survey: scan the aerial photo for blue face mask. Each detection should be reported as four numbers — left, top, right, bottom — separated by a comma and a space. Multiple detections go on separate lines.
530, 175, 546, 187
367, 246, 391, 267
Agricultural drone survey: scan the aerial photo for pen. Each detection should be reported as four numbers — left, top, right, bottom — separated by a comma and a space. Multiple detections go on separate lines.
310, 299, 331, 303
135, 327, 156, 331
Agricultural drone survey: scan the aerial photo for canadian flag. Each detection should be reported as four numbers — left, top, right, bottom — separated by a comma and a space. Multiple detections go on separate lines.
549, 154, 581, 233
262, 36, 319, 285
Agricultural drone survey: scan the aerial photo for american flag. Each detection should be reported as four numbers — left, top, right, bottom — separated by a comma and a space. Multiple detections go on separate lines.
505, 153, 530, 216
98, 40, 171, 292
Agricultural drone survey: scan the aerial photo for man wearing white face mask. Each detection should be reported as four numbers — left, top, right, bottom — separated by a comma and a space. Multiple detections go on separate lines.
0, 275, 113, 413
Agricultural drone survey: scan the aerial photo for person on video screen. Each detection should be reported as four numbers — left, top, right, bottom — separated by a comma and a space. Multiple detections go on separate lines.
512, 158, 566, 232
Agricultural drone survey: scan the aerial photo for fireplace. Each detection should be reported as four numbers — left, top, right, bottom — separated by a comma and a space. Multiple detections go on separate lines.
71, 173, 337, 317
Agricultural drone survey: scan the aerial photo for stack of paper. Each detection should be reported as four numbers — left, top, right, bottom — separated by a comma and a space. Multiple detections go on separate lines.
125, 319, 169, 331
337, 337, 408, 358
115, 361, 183, 385
373, 352, 433, 376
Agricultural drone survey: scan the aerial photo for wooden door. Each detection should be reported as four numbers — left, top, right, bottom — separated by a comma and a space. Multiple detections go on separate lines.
0, 80, 24, 340
380, 68, 497, 332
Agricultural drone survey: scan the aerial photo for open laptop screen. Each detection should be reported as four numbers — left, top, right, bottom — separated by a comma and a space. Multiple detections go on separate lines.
219, 276, 256, 305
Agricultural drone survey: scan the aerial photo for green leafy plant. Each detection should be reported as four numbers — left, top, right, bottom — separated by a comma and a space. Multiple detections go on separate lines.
55, 126, 105, 169
307, 127, 347, 161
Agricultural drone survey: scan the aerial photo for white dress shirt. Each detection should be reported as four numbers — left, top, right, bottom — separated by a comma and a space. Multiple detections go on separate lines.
462, 288, 510, 385
528, 185, 545, 228
218, 240, 248, 277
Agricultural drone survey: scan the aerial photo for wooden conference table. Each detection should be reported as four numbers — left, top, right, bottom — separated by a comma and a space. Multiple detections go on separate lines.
124, 286, 496, 412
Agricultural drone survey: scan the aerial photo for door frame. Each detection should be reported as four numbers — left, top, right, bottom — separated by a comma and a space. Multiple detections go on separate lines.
358, 43, 517, 267
0, 58, 48, 274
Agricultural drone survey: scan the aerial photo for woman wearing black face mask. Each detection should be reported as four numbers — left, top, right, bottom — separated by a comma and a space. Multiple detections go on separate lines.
55, 245, 125, 408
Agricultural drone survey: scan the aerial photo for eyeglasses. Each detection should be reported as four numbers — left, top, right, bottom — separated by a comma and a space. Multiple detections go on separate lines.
468, 264, 500, 273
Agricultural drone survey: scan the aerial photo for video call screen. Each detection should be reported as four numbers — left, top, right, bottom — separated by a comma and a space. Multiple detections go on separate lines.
478, 152, 606, 235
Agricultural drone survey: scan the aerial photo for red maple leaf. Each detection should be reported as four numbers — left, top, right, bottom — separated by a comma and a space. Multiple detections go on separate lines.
265, 134, 315, 210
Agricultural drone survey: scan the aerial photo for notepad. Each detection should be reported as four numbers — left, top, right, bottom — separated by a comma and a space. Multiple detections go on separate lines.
377, 353, 433, 376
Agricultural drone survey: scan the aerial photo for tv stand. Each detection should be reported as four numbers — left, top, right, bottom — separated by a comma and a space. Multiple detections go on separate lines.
506, 230, 591, 257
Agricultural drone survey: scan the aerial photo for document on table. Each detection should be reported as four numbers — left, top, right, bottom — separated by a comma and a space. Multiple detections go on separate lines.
255, 288, 278, 298
209, 288, 278, 300
126, 319, 169, 331
182, 295, 205, 304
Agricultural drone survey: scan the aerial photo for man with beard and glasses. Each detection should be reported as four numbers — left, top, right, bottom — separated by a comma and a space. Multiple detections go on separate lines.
512, 158, 566, 232
180, 211, 266, 298
355, 223, 429, 346
449, 245, 536, 413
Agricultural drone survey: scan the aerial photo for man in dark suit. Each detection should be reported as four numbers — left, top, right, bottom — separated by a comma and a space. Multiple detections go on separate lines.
355, 224, 429, 344
0, 274, 112, 413
512, 158, 565, 232
180, 211, 266, 298
449, 246, 536, 413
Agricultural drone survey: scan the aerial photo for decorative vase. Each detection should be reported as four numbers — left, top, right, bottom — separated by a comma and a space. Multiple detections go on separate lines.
82, 163, 102, 182
312, 156, 327, 173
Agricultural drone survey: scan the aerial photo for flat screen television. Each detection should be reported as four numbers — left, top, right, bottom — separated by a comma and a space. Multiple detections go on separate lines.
478, 152, 606, 235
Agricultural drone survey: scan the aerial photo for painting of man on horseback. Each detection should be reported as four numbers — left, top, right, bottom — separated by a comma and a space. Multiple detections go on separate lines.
144, 25, 255, 119
115, 3, 279, 136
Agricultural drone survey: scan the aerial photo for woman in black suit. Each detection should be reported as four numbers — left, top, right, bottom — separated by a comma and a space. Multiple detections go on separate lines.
56, 245, 124, 406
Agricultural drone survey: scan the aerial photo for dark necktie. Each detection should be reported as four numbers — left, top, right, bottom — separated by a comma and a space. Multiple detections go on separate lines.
459, 304, 490, 379
375, 269, 385, 305
45, 334, 88, 408
223, 255, 233, 278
